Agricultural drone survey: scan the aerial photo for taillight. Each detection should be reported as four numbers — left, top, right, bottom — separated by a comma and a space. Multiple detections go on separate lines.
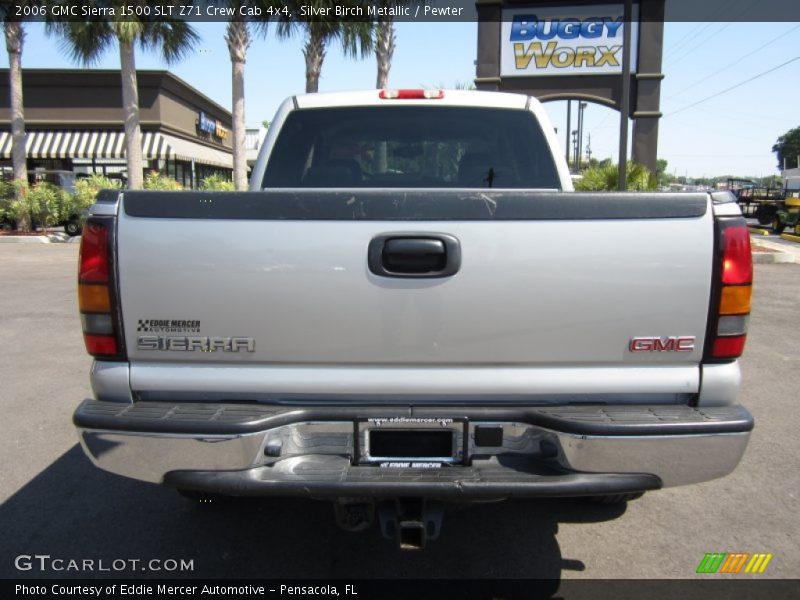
78, 221, 109, 283
706, 218, 752, 360
720, 223, 753, 285
379, 89, 444, 100
78, 216, 125, 360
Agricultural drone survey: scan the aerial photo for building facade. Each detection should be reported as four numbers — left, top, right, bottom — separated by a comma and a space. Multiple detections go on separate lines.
0, 69, 233, 188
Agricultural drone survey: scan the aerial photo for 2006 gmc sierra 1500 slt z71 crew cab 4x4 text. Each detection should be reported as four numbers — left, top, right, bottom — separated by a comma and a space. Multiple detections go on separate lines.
72, 89, 754, 549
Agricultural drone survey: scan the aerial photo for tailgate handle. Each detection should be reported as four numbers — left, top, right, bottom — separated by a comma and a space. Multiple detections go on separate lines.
368, 234, 461, 278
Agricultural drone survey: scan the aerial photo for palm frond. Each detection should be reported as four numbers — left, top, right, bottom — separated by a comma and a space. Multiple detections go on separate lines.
2, 0, 38, 23
250, 0, 288, 37
50, 20, 115, 65
142, 19, 199, 64
340, 20, 373, 59
278, 0, 374, 59
574, 162, 657, 191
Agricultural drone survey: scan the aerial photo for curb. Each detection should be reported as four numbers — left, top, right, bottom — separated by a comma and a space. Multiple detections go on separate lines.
0, 236, 51, 244
780, 232, 800, 243
748, 226, 770, 236
0, 233, 74, 244
752, 251, 796, 264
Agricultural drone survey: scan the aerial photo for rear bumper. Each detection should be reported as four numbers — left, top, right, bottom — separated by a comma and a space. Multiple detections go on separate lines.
74, 400, 753, 498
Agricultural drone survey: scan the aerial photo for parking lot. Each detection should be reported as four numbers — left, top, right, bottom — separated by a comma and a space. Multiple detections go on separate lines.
1, 243, 798, 580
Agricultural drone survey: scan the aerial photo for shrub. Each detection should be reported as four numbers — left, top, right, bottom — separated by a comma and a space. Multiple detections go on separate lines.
575, 162, 657, 192
199, 173, 235, 191
10, 181, 66, 231
72, 173, 121, 213
0, 180, 14, 228
1, 180, 31, 230
143, 171, 183, 191
0, 179, 13, 200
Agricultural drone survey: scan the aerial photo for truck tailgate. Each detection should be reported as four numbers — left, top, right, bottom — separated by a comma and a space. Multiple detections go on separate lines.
116, 191, 713, 399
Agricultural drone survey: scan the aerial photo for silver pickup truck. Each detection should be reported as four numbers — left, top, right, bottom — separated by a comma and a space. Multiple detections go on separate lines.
73, 90, 753, 549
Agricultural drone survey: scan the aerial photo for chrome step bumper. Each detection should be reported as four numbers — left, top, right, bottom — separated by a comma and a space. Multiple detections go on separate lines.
74, 400, 753, 495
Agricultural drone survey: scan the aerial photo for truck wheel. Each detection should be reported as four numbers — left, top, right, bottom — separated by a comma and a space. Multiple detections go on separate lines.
64, 220, 82, 237
771, 216, 784, 234
586, 492, 644, 504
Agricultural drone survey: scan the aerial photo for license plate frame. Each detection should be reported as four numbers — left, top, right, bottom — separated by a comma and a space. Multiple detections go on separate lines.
354, 417, 469, 466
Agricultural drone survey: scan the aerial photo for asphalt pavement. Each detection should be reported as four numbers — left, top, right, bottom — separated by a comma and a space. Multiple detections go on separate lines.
0, 244, 798, 580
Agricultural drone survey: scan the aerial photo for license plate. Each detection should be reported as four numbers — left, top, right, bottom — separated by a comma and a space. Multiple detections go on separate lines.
355, 417, 467, 465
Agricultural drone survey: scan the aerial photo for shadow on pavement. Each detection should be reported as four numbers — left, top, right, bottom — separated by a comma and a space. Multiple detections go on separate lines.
1, 445, 630, 583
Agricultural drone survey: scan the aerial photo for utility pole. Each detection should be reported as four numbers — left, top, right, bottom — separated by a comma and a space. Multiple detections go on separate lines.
617, 0, 633, 191
572, 130, 579, 171
565, 100, 572, 167
586, 133, 592, 163
577, 101, 587, 171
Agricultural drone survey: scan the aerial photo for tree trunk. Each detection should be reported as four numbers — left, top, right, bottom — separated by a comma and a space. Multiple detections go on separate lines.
5, 21, 30, 230
231, 59, 247, 190
303, 29, 325, 94
226, 21, 250, 191
119, 39, 144, 189
375, 16, 395, 89
374, 16, 395, 174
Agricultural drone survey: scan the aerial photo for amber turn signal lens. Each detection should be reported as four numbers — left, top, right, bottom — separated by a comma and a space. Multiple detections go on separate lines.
78, 284, 111, 313
719, 285, 751, 315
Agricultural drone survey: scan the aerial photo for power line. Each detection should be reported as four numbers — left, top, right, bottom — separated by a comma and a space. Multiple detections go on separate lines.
665, 56, 800, 117
662, 22, 717, 60
663, 0, 760, 67
662, 21, 712, 56
665, 23, 800, 99
664, 22, 734, 68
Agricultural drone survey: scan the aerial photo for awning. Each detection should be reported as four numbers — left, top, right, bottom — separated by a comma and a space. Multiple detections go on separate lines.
0, 130, 232, 169
157, 133, 233, 169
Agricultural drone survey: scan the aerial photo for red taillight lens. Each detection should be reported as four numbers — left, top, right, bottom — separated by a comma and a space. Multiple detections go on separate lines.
78, 216, 124, 360
708, 218, 753, 360
379, 89, 444, 100
712, 335, 747, 359
79, 221, 110, 283
721, 225, 752, 285
83, 334, 118, 356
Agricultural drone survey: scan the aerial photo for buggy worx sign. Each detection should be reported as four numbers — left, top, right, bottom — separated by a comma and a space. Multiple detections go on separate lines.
476, 0, 664, 173
500, 4, 640, 76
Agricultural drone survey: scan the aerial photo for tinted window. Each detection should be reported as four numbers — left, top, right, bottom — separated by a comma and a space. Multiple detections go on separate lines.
262, 106, 560, 190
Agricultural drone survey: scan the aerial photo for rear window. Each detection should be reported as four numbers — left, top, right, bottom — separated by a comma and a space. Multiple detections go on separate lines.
261, 106, 560, 190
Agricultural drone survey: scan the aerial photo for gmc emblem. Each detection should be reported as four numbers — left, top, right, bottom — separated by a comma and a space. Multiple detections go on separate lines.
629, 336, 695, 352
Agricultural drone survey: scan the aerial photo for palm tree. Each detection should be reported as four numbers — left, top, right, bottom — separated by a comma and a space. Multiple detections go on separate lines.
279, 1, 373, 93
226, 18, 251, 191
374, 1, 396, 88
2, 10, 29, 228
49, 6, 198, 189
374, 19, 394, 89
224, 5, 272, 191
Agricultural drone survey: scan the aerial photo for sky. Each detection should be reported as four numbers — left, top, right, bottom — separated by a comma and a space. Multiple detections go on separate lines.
2, 19, 799, 178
